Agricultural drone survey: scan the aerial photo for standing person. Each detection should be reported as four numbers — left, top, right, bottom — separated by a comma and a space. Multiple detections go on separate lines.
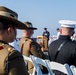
48, 20, 76, 75
18, 21, 48, 74
42, 28, 50, 41
0, 6, 29, 75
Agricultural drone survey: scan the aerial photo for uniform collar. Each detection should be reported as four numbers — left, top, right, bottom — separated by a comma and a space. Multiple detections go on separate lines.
59, 35, 71, 40
22, 36, 30, 38
0, 40, 8, 44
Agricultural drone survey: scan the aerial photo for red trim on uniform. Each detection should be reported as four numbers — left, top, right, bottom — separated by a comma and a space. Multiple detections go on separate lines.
0, 46, 4, 50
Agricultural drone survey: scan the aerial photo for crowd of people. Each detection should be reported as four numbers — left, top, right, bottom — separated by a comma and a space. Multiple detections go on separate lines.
1, 6, 76, 75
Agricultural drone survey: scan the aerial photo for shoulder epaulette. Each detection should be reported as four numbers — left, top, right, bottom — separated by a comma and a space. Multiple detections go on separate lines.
7, 47, 14, 52
25, 38, 33, 43
0, 43, 14, 52
3, 43, 14, 53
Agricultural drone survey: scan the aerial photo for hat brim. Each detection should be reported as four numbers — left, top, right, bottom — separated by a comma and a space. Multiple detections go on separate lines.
0, 15, 27, 29
27, 27, 37, 30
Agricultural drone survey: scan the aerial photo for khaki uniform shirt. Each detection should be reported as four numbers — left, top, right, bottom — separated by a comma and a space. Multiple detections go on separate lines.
19, 37, 47, 74
0, 40, 29, 75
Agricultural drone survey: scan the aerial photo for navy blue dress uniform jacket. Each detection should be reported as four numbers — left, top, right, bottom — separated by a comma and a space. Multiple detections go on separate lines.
48, 35, 76, 75
43, 31, 50, 40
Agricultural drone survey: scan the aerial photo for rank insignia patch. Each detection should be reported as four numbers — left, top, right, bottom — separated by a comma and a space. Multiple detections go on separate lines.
0, 46, 4, 50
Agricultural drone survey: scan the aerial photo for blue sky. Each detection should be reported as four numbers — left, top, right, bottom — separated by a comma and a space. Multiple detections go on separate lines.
0, 0, 76, 38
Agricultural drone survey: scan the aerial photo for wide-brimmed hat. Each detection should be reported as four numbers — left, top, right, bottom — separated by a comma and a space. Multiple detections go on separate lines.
0, 6, 27, 29
24, 21, 37, 30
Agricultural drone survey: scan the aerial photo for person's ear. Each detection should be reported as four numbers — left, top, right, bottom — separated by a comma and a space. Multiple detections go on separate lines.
60, 29, 62, 34
29, 30, 34, 34
7, 27, 11, 34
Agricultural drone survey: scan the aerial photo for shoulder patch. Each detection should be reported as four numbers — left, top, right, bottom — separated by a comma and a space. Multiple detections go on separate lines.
0, 46, 4, 50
